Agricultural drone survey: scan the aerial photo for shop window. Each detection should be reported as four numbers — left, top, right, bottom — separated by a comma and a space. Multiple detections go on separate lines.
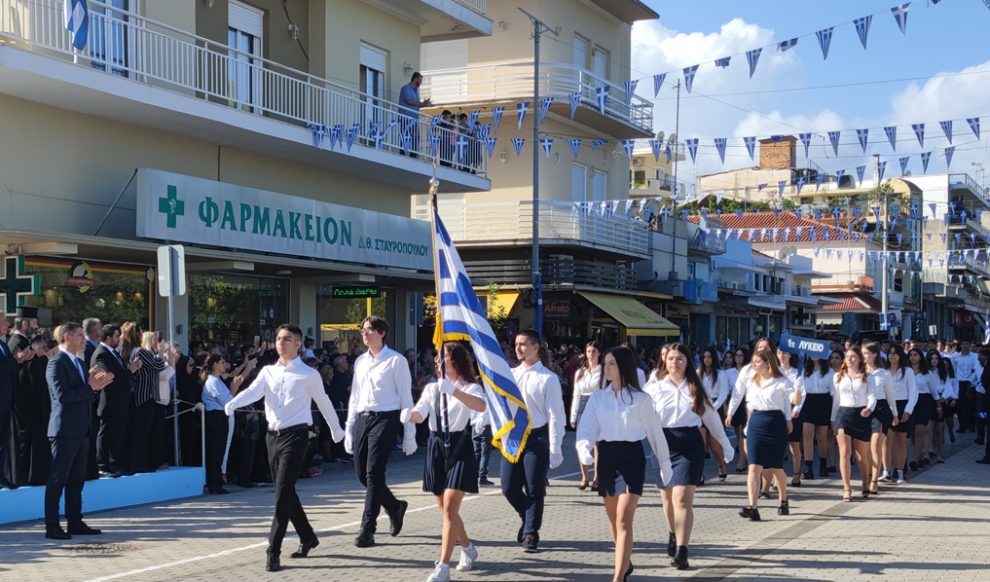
317, 285, 393, 355
189, 274, 288, 346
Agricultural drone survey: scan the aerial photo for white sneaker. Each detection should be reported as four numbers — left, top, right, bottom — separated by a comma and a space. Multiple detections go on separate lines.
456, 543, 479, 571
877, 470, 890, 483
893, 470, 906, 485
426, 562, 450, 582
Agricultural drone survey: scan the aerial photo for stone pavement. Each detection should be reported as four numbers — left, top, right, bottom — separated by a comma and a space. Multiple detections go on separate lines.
1, 431, 988, 582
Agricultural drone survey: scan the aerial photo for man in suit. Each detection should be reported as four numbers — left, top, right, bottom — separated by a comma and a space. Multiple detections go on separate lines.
82, 318, 102, 480
44, 322, 113, 540
0, 310, 19, 489
93, 324, 140, 476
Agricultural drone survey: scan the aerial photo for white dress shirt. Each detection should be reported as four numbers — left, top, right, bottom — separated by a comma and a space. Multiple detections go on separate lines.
727, 373, 793, 416
574, 386, 672, 484
870, 368, 899, 417
347, 346, 414, 421
831, 372, 878, 421
942, 374, 959, 399
698, 371, 731, 410
888, 367, 918, 414
643, 376, 733, 464
513, 361, 566, 455
951, 352, 979, 383
225, 357, 344, 439
803, 370, 835, 395
781, 367, 805, 414
569, 366, 602, 425
723, 367, 739, 394
913, 370, 937, 397
411, 379, 483, 433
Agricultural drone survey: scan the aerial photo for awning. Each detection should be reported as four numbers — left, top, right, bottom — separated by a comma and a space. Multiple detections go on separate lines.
748, 298, 786, 312
579, 291, 680, 337
479, 290, 519, 316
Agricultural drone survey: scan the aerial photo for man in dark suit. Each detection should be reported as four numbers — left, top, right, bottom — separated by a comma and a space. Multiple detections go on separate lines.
93, 324, 139, 476
44, 322, 113, 540
82, 318, 102, 481
0, 310, 19, 490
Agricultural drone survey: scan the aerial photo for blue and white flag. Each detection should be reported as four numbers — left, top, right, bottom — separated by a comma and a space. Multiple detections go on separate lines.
432, 206, 531, 464
624, 80, 638, 106
779, 38, 798, 52
778, 180, 786, 196
816, 28, 833, 60
373, 130, 385, 150
683, 65, 699, 94
478, 124, 491, 140
329, 124, 342, 149
940, 120, 953, 144
516, 102, 529, 129
836, 169, 846, 184
468, 110, 480, 131
815, 172, 824, 191
854, 15, 872, 49
653, 73, 667, 97
758, 183, 768, 192
649, 139, 662, 162
492, 106, 505, 133
714, 137, 727, 163
912, 123, 925, 147
540, 97, 553, 123
64, 0, 89, 51
540, 137, 553, 159
569, 138, 582, 159
899, 156, 910, 175
921, 151, 931, 173
878, 160, 887, 181
485, 137, 497, 159
799, 133, 812, 158
744, 136, 757, 161
686, 138, 699, 163
596, 85, 610, 113
714, 56, 731, 69
746, 48, 762, 78
592, 138, 607, 151
622, 139, 635, 159
828, 131, 841, 156
512, 138, 525, 156
796, 176, 806, 194
456, 135, 469, 161
967, 117, 981, 139
884, 126, 897, 151
430, 134, 441, 157
664, 144, 672, 163
891, 3, 911, 34
569, 92, 581, 119
945, 145, 956, 169
857, 128, 869, 152
345, 124, 359, 151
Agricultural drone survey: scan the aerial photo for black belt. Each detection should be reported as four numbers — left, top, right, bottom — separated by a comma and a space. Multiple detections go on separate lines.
529, 424, 549, 436
268, 423, 309, 436
359, 409, 399, 417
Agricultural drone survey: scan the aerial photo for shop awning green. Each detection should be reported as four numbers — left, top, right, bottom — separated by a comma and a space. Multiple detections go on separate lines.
579, 292, 680, 337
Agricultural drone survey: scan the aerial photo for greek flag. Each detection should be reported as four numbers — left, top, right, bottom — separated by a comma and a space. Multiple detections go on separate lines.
432, 206, 530, 463
64, 0, 89, 51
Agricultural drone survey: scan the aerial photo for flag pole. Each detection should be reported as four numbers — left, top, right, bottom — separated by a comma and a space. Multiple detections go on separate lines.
427, 166, 444, 353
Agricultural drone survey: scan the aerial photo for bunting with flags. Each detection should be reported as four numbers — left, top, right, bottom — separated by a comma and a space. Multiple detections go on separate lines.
899, 156, 910, 175
891, 3, 911, 34
540, 137, 553, 159
828, 131, 841, 156
912, 123, 925, 147
878, 160, 887, 181
683, 65, 699, 94
649, 139, 662, 162
516, 102, 529, 129
744, 136, 757, 161
686, 138, 699, 162
857, 128, 869, 152
779, 38, 798, 52
714, 138, 727, 163
885, 126, 897, 151
816, 27, 833, 60
653, 73, 667, 97
596, 86, 610, 114
799, 133, 812, 158
569, 139, 582, 159
512, 138, 525, 156
940, 119, 953, 144
854, 15, 872, 49
624, 80, 638, 106
945, 145, 955, 169
856, 165, 866, 186
492, 106, 504, 134
921, 151, 931, 173
714, 56, 731, 69
569, 92, 580, 119
967, 117, 981, 139
540, 97, 553, 123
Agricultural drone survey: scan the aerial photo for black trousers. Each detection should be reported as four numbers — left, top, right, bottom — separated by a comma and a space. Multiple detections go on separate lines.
353, 411, 402, 533
45, 436, 88, 530
130, 400, 157, 471
97, 395, 131, 471
500, 426, 550, 538
85, 402, 99, 480
13, 415, 51, 486
0, 385, 12, 485
204, 410, 229, 490
958, 381, 976, 431
977, 392, 988, 443
266, 428, 315, 554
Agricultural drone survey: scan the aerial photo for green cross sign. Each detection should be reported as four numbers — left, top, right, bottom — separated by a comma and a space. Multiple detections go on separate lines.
158, 185, 185, 228
0, 255, 40, 315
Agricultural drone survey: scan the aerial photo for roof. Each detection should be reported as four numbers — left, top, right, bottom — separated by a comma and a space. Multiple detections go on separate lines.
690, 211, 863, 243
818, 294, 883, 313
588, 0, 659, 22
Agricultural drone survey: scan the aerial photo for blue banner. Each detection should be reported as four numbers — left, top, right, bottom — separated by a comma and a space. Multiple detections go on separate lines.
780, 333, 829, 360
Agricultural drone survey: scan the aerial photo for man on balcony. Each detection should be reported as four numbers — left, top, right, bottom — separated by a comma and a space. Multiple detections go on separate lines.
399, 72, 432, 159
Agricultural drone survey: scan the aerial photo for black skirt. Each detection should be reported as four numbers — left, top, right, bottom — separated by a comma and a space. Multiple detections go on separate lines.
746, 410, 787, 469
872, 399, 894, 434
914, 394, 935, 426
658, 427, 705, 488
835, 406, 872, 442
597, 440, 646, 497
730, 397, 748, 428
799, 393, 833, 427
893, 399, 913, 433
423, 430, 478, 496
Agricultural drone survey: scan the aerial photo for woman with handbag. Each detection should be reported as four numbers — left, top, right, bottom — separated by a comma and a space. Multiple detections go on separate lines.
402, 342, 487, 582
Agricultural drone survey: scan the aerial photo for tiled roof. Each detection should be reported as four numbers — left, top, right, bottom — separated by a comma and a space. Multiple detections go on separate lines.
818, 294, 882, 313
693, 211, 864, 243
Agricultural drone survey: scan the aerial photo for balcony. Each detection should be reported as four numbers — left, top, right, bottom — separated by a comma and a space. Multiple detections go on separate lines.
462, 257, 638, 292
0, 0, 488, 192
682, 278, 719, 304
421, 61, 654, 137
949, 255, 990, 279
375, 0, 492, 41
949, 174, 990, 207
412, 198, 651, 259
687, 219, 727, 256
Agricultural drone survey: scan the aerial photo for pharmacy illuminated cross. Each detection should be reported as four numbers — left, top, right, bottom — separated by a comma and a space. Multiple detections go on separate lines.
0, 256, 39, 314
158, 185, 185, 228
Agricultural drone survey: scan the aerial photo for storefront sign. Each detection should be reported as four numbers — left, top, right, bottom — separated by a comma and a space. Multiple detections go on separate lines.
136, 169, 432, 271
543, 299, 572, 319
332, 286, 381, 298
65, 261, 95, 293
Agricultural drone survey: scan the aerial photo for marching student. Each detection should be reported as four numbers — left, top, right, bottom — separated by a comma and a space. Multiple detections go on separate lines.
798, 357, 833, 479
929, 350, 954, 464
570, 341, 603, 491
727, 346, 749, 473
863, 342, 898, 495
403, 342, 487, 582
504, 329, 566, 553
577, 346, 671, 581
909, 348, 936, 472
726, 348, 792, 521
645, 343, 731, 570
697, 346, 731, 481
830, 347, 877, 501
777, 347, 805, 487
884, 344, 917, 485
825, 349, 844, 475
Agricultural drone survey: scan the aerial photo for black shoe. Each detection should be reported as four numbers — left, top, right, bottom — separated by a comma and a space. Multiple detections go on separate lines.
290, 537, 319, 558
827, 466, 837, 474
778, 500, 790, 516
45, 528, 71, 540
976, 457, 990, 465
68, 522, 102, 535
758, 491, 771, 500
802, 469, 814, 480
209, 486, 230, 494
389, 500, 408, 537
354, 530, 375, 548
671, 546, 689, 570
909, 461, 918, 471
237, 482, 257, 488
517, 524, 525, 544
522, 534, 539, 553
479, 477, 494, 486
624, 561, 634, 580
266, 553, 281, 572
667, 531, 676, 557
977, 439, 986, 446
739, 506, 753, 519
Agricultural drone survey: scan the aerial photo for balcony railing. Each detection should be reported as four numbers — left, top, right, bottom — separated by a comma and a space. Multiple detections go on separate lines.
453, 0, 487, 14
949, 174, 990, 206
0, 0, 485, 174
462, 257, 638, 291
413, 198, 650, 257
420, 61, 653, 134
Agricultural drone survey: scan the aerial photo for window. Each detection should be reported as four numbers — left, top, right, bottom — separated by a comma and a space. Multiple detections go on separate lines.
360, 43, 388, 135
592, 170, 607, 202
573, 35, 588, 69
90, 0, 130, 76
228, 0, 264, 112
571, 163, 587, 202
591, 46, 609, 83
894, 276, 904, 292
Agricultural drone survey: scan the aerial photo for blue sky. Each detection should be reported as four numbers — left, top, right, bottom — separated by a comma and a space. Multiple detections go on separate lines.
633, 0, 990, 186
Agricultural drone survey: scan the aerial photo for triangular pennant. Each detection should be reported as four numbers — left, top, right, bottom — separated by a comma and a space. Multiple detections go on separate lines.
878, 160, 887, 181
899, 155, 910, 175
945, 145, 956, 169
400, 130, 411, 153
828, 131, 841, 156
621, 139, 635, 159
815, 172, 824, 191
686, 138, 699, 163
592, 139, 607, 151
921, 151, 931, 173
779, 38, 798, 52
884, 126, 897, 151
857, 128, 869, 152
492, 106, 504, 134
485, 137, 497, 159
940, 119, 953, 144
649, 139, 661, 162
758, 183, 768, 192
624, 80, 638, 106
714, 137, 727, 163
569, 138, 582, 159
744, 136, 756, 161
799, 133, 812, 158
345, 124, 359, 151
653, 73, 666, 98
540, 97, 554, 123
816, 28, 833, 59
540, 137, 554, 159
714, 56, 731, 69
683, 65, 699, 94
430, 134, 441, 157
456, 135, 468, 162
569, 92, 580, 119
836, 169, 846, 184
468, 110, 480, 131
746, 48, 762, 78
777, 180, 786, 196
967, 117, 981, 140
596, 85, 610, 113
854, 15, 872, 49
516, 101, 529, 129
512, 137, 525, 156
891, 3, 910, 34
796, 176, 806, 194
912, 123, 925, 147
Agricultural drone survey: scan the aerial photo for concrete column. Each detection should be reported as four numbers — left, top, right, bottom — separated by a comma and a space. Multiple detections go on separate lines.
292, 282, 317, 341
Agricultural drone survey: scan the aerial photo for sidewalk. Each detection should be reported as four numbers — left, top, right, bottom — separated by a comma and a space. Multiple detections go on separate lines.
0, 432, 987, 581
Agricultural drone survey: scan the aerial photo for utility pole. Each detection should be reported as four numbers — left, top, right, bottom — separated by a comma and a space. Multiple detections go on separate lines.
519, 7, 557, 336
875, 153, 890, 338
671, 79, 682, 242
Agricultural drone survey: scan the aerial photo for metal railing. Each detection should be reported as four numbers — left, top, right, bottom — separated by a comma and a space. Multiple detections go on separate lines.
0, 0, 485, 174
413, 198, 650, 257
463, 257, 638, 291
949, 174, 990, 205
420, 61, 653, 133
453, 0, 487, 15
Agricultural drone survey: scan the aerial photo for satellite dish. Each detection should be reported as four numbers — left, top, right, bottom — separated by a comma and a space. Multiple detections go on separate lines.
668, 133, 678, 146
779, 245, 797, 260
655, 130, 665, 143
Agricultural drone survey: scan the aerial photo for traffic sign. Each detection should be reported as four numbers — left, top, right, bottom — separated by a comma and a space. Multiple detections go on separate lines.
157, 245, 186, 297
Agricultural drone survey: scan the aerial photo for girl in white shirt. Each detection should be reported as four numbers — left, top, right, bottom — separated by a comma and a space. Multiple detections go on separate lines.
726, 348, 792, 521
777, 348, 805, 487
909, 348, 936, 473
569, 341, 603, 491
697, 346, 731, 481
830, 347, 877, 501
863, 342, 899, 496
929, 351, 953, 463
884, 344, 917, 485
728, 346, 751, 473
576, 346, 671, 582
404, 342, 487, 581
645, 343, 733, 570
798, 358, 833, 479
